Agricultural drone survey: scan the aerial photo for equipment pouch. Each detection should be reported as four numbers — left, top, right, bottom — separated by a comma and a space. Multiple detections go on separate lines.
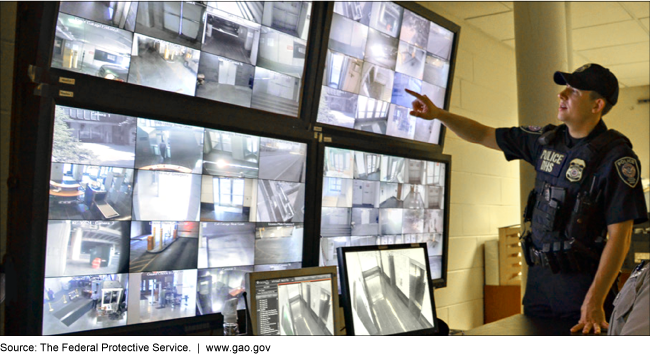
520, 231, 534, 267
565, 191, 599, 242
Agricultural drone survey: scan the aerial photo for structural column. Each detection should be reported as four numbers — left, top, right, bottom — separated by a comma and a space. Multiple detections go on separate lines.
513, 2, 571, 305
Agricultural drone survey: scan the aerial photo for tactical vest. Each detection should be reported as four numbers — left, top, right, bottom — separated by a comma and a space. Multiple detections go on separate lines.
521, 124, 631, 273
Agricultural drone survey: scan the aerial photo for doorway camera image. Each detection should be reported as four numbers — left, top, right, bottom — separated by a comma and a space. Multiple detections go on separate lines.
203, 129, 260, 178
200, 176, 256, 222
132, 170, 201, 222
129, 221, 199, 273
277, 279, 334, 335
59, 1, 138, 31
196, 266, 253, 315
135, 118, 204, 174
202, 7, 261, 65
134, 2, 206, 50
196, 52, 255, 108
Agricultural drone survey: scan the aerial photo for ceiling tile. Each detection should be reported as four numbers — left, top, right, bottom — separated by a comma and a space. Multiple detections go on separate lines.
641, 17, 649, 32
572, 20, 648, 51
620, 2, 650, 19
579, 42, 650, 66
608, 62, 650, 86
571, 2, 632, 29
427, 2, 511, 20
466, 12, 514, 41
618, 75, 650, 87
502, 39, 515, 49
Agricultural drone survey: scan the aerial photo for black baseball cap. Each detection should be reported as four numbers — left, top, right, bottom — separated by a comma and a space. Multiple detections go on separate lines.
553, 63, 619, 105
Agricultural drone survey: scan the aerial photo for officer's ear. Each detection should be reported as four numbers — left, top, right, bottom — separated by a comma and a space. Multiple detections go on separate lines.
590, 93, 606, 115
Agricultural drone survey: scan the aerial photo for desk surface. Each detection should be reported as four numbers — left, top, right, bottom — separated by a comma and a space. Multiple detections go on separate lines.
464, 314, 606, 336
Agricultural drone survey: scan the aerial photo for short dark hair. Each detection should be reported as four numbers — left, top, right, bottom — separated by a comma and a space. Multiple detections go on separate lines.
590, 91, 613, 116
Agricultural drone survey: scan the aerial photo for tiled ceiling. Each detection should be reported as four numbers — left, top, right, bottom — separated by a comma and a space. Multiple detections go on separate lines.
423, 1, 649, 88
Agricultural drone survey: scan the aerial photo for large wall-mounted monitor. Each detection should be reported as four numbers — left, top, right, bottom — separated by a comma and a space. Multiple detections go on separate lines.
319, 146, 449, 286
43, 104, 308, 335
337, 243, 438, 335
315, 1, 458, 146
52, 1, 313, 117
246, 266, 340, 335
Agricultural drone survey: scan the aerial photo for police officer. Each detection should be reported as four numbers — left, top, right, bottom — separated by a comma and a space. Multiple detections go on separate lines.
608, 260, 649, 335
406, 63, 648, 334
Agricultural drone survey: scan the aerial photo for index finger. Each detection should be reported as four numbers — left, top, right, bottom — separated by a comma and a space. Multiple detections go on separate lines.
405, 88, 424, 100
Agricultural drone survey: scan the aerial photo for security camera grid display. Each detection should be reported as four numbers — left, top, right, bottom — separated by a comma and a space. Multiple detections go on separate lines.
317, 2, 455, 145
52, 2, 313, 118
46, 104, 307, 334
339, 246, 436, 335
320, 147, 446, 280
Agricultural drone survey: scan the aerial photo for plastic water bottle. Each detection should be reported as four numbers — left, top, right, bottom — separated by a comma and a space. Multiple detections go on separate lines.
223, 298, 239, 336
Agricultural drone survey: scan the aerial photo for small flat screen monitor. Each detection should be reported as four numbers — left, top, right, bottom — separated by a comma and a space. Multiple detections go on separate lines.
246, 266, 339, 336
337, 243, 438, 336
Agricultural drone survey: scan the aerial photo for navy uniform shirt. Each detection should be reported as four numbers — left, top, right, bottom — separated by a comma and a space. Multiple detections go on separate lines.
495, 120, 648, 228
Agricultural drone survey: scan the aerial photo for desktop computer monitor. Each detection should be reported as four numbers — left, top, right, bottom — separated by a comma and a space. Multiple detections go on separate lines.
337, 243, 438, 335
246, 266, 340, 335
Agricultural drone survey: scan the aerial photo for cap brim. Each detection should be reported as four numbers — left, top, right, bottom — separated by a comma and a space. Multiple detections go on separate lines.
554, 71, 569, 85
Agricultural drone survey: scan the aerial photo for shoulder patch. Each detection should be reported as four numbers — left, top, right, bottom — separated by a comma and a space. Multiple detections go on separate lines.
520, 125, 543, 134
614, 157, 639, 188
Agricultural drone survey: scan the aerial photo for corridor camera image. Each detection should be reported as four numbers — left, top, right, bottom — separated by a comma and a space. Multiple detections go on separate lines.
324, 147, 354, 179
202, 129, 260, 178
42, 273, 128, 335
197, 222, 255, 268
51, 106, 137, 169
427, 22, 454, 61
354, 151, 381, 181
254, 223, 304, 265
430, 255, 443, 280
126, 269, 197, 325
45, 221, 130, 278
317, 87, 358, 129
423, 55, 450, 88
341, 247, 435, 335
132, 170, 201, 221
355, 95, 390, 134
318, 2, 455, 147
197, 266, 252, 315
257, 27, 307, 79
256, 180, 305, 222
352, 180, 380, 208
396, 41, 426, 80
135, 118, 204, 174
202, 8, 261, 66
209, 2, 264, 24
403, 209, 424, 234
128, 33, 200, 96
48, 163, 134, 221
277, 279, 334, 335
400, 10, 430, 50
196, 52, 255, 108
251, 67, 302, 117
380, 208, 403, 235
323, 50, 363, 94
52, 13, 133, 82
427, 185, 444, 209
200, 176, 256, 222
320, 208, 352, 237
320, 236, 350, 266
329, 13, 368, 60
129, 221, 199, 273
381, 155, 406, 183
261, 2, 311, 40
351, 208, 379, 235
379, 182, 400, 208
322, 177, 354, 208
59, 1, 138, 31
364, 28, 399, 70
359, 62, 394, 102
258, 137, 307, 183
254, 262, 302, 272
134, 2, 205, 50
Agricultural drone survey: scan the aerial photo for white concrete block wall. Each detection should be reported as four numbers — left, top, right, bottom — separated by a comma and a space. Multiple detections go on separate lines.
419, 2, 521, 330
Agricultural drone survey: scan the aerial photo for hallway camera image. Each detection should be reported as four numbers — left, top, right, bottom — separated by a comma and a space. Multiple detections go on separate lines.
353, 151, 381, 180
42, 274, 128, 335
48, 163, 134, 221
129, 221, 199, 272
135, 118, 204, 174
207, 2, 263, 24
256, 180, 305, 223
368, 2, 403, 38
255, 223, 304, 265
202, 7, 261, 65
52, 13, 133, 82
200, 176, 256, 222
258, 137, 307, 183
278, 279, 334, 335
364, 28, 399, 70
427, 22, 454, 61
261, 2, 311, 40
391, 72, 422, 108
414, 117, 443, 145
59, 1, 138, 31
354, 95, 389, 134
135, 2, 205, 50
203, 130, 260, 178
323, 50, 363, 94
359, 62, 394, 102
324, 147, 354, 179
322, 177, 354, 208
342, 248, 434, 335
197, 266, 253, 315
198, 222, 255, 268
386, 104, 416, 140
329, 13, 368, 59
52, 106, 137, 169
128, 33, 200, 96
132, 170, 201, 221
320, 208, 352, 237
352, 180, 380, 208
396, 41, 426, 80
196, 53, 255, 108
423, 55, 450, 88
317, 87, 358, 129
45, 221, 130, 278
127, 270, 197, 325
333, 1, 372, 25
320, 236, 351, 267
257, 27, 307, 79
399, 10, 429, 49
251, 67, 302, 117
351, 208, 379, 235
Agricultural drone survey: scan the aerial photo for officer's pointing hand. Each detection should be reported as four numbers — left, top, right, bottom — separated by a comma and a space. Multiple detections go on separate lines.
405, 88, 441, 121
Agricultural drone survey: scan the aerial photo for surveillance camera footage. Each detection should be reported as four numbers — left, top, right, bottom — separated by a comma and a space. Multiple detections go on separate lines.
135, 118, 204, 174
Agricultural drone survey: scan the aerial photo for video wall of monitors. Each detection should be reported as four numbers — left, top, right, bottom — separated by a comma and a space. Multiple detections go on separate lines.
43, 104, 308, 335
319, 146, 447, 282
316, 1, 455, 145
52, 1, 312, 117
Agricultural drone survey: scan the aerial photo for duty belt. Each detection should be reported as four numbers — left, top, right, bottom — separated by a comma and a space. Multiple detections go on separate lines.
523, 238, 598, 274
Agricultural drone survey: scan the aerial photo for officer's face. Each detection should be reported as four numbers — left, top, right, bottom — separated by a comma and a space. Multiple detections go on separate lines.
557, 85, 598, 123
